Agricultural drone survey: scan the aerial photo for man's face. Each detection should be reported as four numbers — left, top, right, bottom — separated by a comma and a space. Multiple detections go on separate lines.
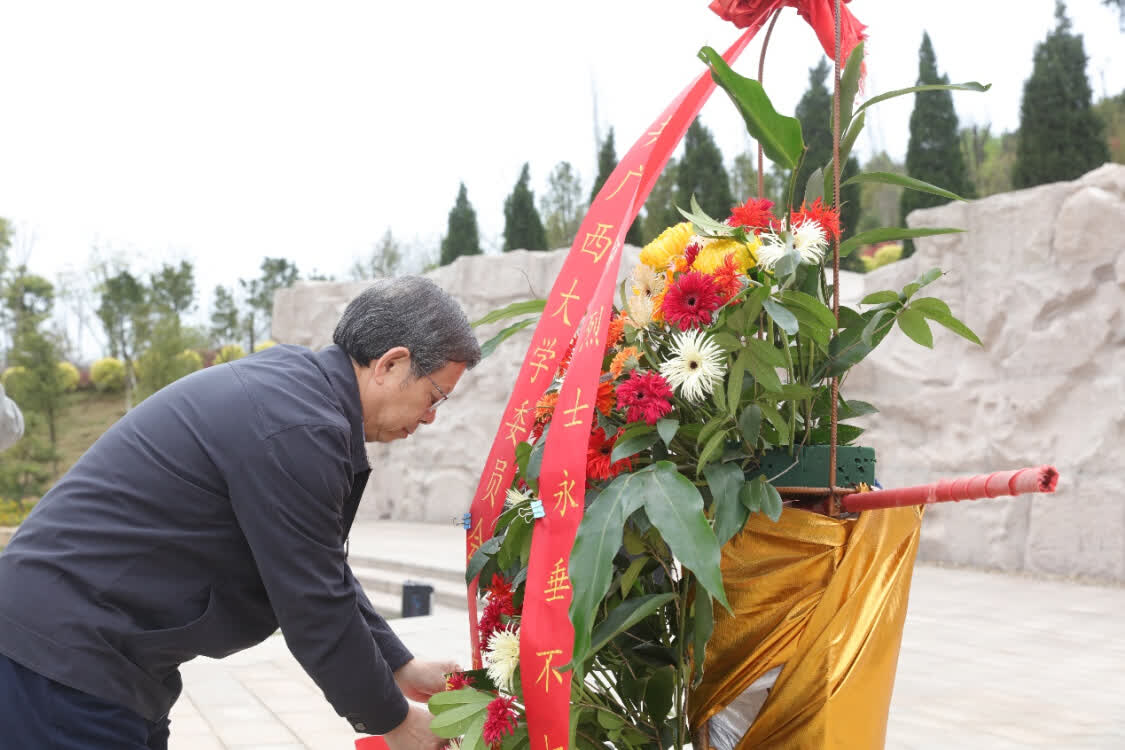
354, 348, 467, 443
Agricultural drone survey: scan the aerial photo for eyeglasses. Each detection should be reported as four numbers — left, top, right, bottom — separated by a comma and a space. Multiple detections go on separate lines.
424, 374, 450, 412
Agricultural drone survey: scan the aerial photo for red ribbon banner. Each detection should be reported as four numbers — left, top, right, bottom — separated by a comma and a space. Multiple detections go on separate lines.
493, 30, 758, 750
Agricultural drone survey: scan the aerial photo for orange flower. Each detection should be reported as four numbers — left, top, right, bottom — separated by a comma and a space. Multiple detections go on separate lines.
596, 379, 616, 416
711, 252, 744, 303
535, 391, 559, 425
605, 314, 626, 351
610, 346, 641, 379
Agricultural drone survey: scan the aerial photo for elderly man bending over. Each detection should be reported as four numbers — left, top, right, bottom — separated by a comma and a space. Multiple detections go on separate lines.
0, 276, 480, 750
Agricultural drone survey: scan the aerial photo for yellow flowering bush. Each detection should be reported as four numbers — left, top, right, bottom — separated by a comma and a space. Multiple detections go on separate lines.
91, 357, 126, 392
213, 344, 246, 364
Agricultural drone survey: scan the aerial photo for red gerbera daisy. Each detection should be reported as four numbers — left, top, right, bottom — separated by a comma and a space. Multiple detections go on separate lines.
730, 197, 779, 234
792, 197, 841, 240
616, 370, 674, 425
711, 253, 743, 303
586, 427, 633, 482
483, 696, 519, 745
662, 272, 723, 331
444, 671, 475, 691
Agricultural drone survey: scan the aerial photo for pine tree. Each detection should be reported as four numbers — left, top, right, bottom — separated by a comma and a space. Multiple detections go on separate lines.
540, 162, 584, 249
589, 129, 644, 246
641, 159, 681, 243
502, 164, 548, 252
440, 183, 483, 265
791, 60, 862, 241
900, 32, 973, 256
676, 120, 735, 222
1013, 2, 1109, 188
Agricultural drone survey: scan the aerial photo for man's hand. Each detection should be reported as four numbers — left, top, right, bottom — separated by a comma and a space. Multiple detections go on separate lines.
394, 658, 461, 703
383, 703, 443, 750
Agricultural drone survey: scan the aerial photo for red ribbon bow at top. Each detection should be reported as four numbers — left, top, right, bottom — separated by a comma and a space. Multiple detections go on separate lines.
710, 0, 866, 70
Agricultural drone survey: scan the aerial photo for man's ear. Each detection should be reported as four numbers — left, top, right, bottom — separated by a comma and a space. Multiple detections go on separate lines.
371, 346, 411, 384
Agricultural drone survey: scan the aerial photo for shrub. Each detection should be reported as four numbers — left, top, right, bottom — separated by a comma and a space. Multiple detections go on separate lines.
253, 339, 278, 353
91, 357, 126, 392
1, 366, 28, 391
213, 344, 246, 364
861, 242, 904, 272
176, 349, 204, 373
57, 361, 80, 392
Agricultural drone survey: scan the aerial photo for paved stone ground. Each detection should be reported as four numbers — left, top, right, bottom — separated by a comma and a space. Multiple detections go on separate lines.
169, 522, 1125, 749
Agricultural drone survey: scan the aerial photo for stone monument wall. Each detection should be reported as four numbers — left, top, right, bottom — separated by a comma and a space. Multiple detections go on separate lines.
273, 163, 1125, 582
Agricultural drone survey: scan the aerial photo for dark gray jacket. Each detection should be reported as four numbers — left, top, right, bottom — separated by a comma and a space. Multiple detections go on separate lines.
0, 344, 412, 734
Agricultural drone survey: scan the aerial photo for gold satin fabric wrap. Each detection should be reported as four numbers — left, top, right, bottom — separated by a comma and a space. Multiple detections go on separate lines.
688, 505, 924, 749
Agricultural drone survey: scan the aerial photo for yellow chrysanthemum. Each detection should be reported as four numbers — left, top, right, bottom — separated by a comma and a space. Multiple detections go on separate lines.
639, 222, 694, 271
692, 236, 758, 274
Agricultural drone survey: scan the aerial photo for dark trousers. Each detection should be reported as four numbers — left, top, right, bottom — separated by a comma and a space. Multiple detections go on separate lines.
0, 653, 170, 749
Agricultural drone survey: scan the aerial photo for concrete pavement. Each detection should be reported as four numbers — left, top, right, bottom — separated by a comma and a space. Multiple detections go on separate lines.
168, 522, 1125, 749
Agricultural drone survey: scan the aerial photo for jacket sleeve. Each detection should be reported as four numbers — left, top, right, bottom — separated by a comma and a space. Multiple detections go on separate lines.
350, 569, 414, 671
226, 423, 409, 735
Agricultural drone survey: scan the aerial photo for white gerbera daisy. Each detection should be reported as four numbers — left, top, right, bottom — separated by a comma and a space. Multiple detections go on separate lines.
659, 330, 727, 402
791, 219, 829, 264
626, 292, 655, 329
446, 739, 463, 750
485, 626, 520, 693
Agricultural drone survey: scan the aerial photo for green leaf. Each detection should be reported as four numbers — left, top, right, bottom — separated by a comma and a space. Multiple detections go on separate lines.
692, 588, 715, 686
897, 308, 933, 348
429, 687, 494, 712
861, 290, 899, 305
698, 46, 804, 169
497, 515, 530, 570
844, 170, 965, 202
619, 555, 647, 597
839, 226, 964, 257
807, 423, 866, 446
697, 414, 729, 449
679, 194, 738, 236
726, 350, 749, 415
823, 110, 867, 206
804, 166, 824, 205
527, 424, 549, 479
762, 299, 799, 335
465, 537, 502, 584
704, 462, 750, 547
514, 441, 532, 481
839, 42, 865, 128
926, 311, 983, 346
459, 713, 489, 750
711, 331, 742, 353
696, 429, 729, 476
430, 700, 490, 738
588, 593, 677, 659
740, 478, 762, 513
909, 296, 951, 318
645, 667, 675, 727
569, 464, 671, 661
757, 403, 790, 444
779, 290, 837, 329
854, 81, 991, 118
472, 299, 547, 327
640, 468, 731, 611
760, 481, 783, 522
611, 431, 660, 464
479, 318, 536, 359
656, 418, 679, 448
861, 309, 893, 347
738, 405, 762, 446
908, 267, 944, 295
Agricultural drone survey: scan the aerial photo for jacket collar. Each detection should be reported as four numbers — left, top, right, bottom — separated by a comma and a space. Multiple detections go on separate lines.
315, 344, 370, 473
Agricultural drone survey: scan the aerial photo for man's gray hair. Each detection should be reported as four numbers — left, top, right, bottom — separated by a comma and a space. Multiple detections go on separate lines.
333, 276, 481, 375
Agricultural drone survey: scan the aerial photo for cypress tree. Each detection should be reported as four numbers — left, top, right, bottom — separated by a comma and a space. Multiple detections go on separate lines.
676, 120, 735, 222
792, 59, 862, 241
590, 129, 644, 246
900, 32, 973, 256
440, 183, 483, 265
503, 164, 548, 252
1013, 2, 1109, 188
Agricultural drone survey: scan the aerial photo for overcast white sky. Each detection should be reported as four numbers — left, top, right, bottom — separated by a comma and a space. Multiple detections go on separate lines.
0, 0, 1122, 357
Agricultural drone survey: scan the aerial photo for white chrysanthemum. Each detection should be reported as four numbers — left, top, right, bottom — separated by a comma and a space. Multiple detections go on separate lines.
626, 292, 655, 329
446, 739, 463, 750
659, 330, 727, 402
791, 219, 829, 264
630, 263, 666, 299
504, 487, 531, 509
485, 626, 520, 693
754, 229, 788, 271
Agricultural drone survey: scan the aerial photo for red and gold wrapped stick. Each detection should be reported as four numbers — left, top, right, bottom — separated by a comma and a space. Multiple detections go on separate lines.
842, 465, 1059, 513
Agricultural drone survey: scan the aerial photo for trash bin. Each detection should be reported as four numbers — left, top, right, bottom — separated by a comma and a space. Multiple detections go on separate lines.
401, 581, 434, 618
